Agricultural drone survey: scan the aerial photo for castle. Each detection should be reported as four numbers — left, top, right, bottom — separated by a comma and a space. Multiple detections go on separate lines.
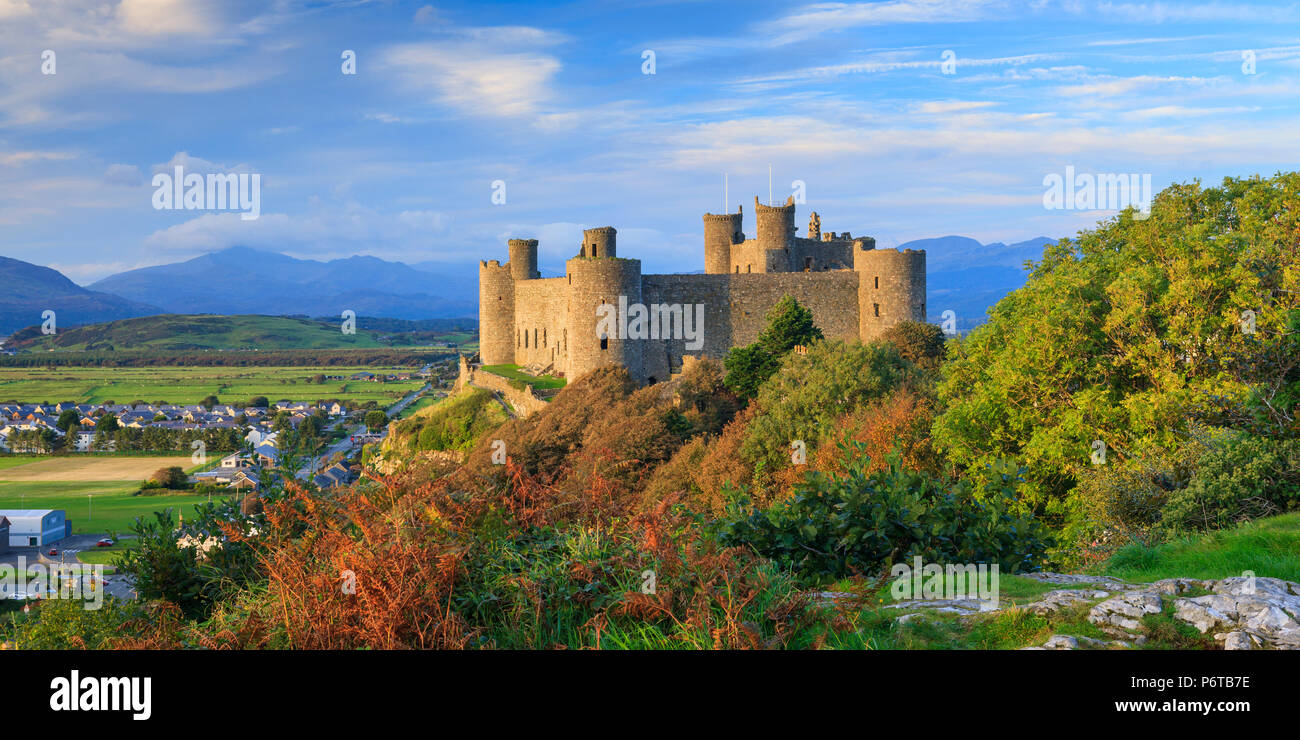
478, 196, 926, 384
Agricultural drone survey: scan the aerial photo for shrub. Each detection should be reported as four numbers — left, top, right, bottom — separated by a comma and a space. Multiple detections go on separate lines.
1159, 433, 1300, 535
719, 442, 1049, 583
740, 339, 915, 479
149, 466, 188, 489
880, 321, 947, 371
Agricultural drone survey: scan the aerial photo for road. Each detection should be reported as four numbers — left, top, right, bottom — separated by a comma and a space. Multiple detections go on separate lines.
296, 374, 435, 481
1, 536, 136, 602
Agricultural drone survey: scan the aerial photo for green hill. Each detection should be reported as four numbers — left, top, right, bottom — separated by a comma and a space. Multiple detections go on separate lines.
7, 314, 394, 351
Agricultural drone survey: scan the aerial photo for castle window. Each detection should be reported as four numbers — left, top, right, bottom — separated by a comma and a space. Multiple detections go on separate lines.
734, 266, 739, 274
874, 276, 879, 289
524, 330, 528, 348
543, 329, 547, 346
873, 303, 880, 317
600, 337, 608, 351
533, 328, 538, 348
746, 264, 752, 273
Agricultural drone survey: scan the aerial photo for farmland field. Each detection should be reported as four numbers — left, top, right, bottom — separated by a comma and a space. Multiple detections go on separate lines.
0, 455, 196, 482
0, 455, 223, 534
0, 365, 426, 405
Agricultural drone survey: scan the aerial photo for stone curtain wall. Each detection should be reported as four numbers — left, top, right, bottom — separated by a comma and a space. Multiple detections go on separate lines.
456, 359, 549, 418
639, 270, 861, 379
513, 277, 569, 371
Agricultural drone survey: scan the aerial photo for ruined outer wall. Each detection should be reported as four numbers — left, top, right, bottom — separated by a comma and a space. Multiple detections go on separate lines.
478, 261, 515, 365
514, 277, 569, 370
565, 257, 644, 382
855, 247, 926, 341
468, 367, 550, 418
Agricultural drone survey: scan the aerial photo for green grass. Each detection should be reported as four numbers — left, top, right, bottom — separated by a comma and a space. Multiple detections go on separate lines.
14, 314, 399, 352
1096, 512, 1300, 583
0, 456, 45, 471
76, 541, 135, 568
0, 365, 426, 405
480, 364, 567, 390
0, 481, 224, 534
394, 393, 442, 420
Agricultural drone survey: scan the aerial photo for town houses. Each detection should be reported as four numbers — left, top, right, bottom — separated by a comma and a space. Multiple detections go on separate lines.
0, 399, 360, 453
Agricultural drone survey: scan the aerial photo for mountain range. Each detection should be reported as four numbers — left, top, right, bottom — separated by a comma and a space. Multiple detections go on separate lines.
0, 236, 1056, 337
85, 246, 477, 321
900, 235, 1056, 331
0, 256, 161, 336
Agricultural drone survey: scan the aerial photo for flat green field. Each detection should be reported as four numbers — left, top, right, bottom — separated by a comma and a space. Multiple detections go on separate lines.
0, 366, 425, 405
0, 481, 219, 534
0, 455, 228, 535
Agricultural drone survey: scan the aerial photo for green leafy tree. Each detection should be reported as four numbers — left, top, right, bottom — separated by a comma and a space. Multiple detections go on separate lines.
364, 410, 388, 432
55, 408, 81, 435
933, 174, 1300, 520
724, 295, 824, 399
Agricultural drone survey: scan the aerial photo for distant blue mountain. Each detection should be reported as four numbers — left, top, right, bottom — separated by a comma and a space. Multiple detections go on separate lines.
0, 255, 161, 336
898, 235, 1056, 331
89, 247, 476, 319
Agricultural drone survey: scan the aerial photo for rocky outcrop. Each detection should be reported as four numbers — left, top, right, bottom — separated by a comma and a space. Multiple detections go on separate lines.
1170, 576, 1300, 650
843, 571, 1300, 650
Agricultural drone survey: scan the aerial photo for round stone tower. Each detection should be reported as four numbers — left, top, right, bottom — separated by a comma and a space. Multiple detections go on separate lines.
581, 227, 617, 259
508, 238, 540, 281
478, 259, 516, 365
564, 255, 643, 382
755, 195, 795, 254
703, 208, 744, 274
854, 245, 926, 341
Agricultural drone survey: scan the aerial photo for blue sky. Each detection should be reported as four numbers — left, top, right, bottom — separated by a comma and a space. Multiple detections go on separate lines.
1, 0, 1298, 282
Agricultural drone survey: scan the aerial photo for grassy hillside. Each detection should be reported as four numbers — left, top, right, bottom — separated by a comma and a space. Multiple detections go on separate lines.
8, 314, 393, 351
1098, 513, 1300, 583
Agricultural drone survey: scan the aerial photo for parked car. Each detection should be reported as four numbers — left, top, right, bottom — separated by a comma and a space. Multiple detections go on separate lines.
96, 538, 114, 547
47, 548, 58, 556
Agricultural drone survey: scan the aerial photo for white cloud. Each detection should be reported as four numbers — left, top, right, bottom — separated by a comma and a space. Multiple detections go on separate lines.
761, 0, 1003, 45
116, 0, 215, 36
916, 100, 999, 114
380, 40, 562, 117
104, 163, 144, 186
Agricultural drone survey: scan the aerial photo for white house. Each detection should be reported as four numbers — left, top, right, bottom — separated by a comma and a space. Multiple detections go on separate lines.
0, 509, 68, 547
